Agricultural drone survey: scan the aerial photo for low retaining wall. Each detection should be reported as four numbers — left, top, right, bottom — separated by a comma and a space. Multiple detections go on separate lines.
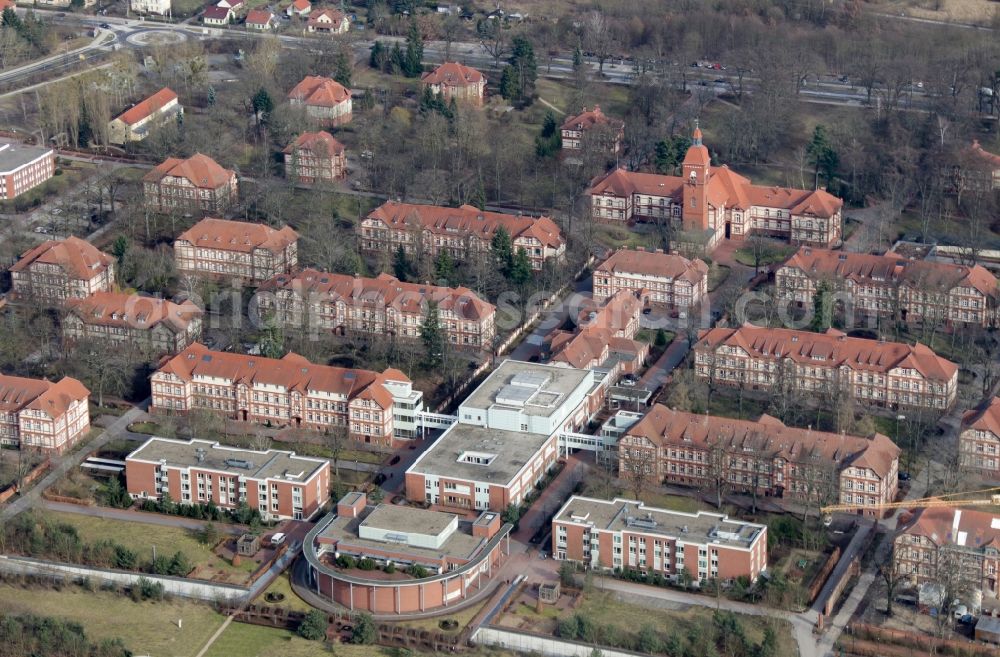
0, 459, 50, 503
846, 622, 1000, 657
0, 555, 249, 603
473, 626, 645, 657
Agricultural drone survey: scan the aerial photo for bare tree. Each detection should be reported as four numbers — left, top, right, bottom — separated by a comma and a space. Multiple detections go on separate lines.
584, 11, 616, 73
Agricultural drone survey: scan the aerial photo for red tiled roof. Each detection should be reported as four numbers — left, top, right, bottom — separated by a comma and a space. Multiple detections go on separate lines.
282, 130, 345, 156
963, 397, 1000, 438
288, 75, 350, 108
202, 5, 232, 19
366, 201, 564, 249
245, 8, 274, 24
157, 343, 403, 407
143, 153, 234, 189
306, 7, 346, 27
0, 0, 16, 11
176, 218, 298, 255
0, 374, 89, 419
697, 324, 958, 382
561, 105, 618, 132
899, 507, 1000, 550
967, 140, 1000, 169
114, 88, 178, 126
595, 248, 709, 284
10, 236, 114, 280
291, 0, 310, 9
421, 62, 485, 87
781, 247, 999, 298
627, 404, 900, 480
66, 292, 202, 333
259, 269, 494, 321
589, 168, 685, 199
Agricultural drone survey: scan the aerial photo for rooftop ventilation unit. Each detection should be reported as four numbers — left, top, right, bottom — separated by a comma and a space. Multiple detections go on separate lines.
225, 458, 254, 470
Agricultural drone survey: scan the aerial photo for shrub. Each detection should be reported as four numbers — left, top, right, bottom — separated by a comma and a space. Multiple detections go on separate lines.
408, 564, 429, 579
298, 610, 328, 641
357, 557, 377, 571
384, 562, 396, 574
350, 612, 377, 644
336, 555, 356, 569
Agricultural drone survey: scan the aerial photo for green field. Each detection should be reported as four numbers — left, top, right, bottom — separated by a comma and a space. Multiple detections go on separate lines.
43, 510, 256, 584
0, 584, 225, 657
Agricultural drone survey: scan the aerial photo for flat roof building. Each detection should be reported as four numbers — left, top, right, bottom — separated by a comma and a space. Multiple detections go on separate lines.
0, 140, 55, 200
406, 360, 605, 512
125, 437, 329, 521
303, 492, 510, 615
553, 496, 768, 583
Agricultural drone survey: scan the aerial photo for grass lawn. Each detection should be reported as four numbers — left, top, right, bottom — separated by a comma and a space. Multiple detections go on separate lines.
204, 622, 398, 657
258, 573, 313, 613
733, 244, 797, 268
128, 421, 162, 434
535, 77, 632, 119
43, 510, 256, 584
638, 491, 704, 514
0, 584, 224, 657
593, 223, 663, 251
171, 0, 205, 18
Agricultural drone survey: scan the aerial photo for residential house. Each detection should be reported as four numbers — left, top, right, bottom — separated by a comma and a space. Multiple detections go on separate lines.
618, 404, 900, 514
593, 248, 708, 310
0, 373, 90, 453
63, 291, 203, 355
561, 106, 624, 155
895, 508, 1000, 600
306, 7, 348, 33
285, 0, 310, 16
173, 218, 298, 285
283, 130, 346, 184
588, 124, 843, 248
150, 342, 425, 444
257, 269, 496, 348
288, 75, 352, 125
244, 8, 277, 29
0, 140, 55, 200
126, 437, 330, 521
553, 496, 768, 582
947, 140, 1000, 192
420, 62, 486, 106
9, 237, 115, 305
143, 153, 238, 214
129, 0, 170, 15
359, 201, 565, 271
108, 88, 183, 144
774, 246, 1000, 328
694, 324, 959, 411
202, 5, 234, 24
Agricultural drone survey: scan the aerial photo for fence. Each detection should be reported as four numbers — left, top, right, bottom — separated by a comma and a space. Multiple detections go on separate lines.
0, 555, 249, 603
0, 459, 50, 503
842, 623, 1000, 657
473, 625, 646, 657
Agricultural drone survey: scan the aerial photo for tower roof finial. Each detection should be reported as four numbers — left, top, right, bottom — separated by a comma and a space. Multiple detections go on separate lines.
692, 119, 703, 146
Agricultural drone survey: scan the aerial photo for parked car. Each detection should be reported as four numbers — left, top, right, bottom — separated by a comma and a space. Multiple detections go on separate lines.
642, 307, 652, 315
270, 532, 286, 546
899, 472, 911, 481
99, 22, 111, 28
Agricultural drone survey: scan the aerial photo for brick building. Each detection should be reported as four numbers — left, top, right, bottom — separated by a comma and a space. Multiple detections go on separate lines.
174, 218, 298, 285
283, 130, 346, 184
545, 291, 648, 379
0, 140, 55, 200
143, 153, 238, 214
959, 397, 1000, 476
303, 492, 511, 615
948, 140, 1000, 192
618, 405, 900, 514
775, 246, 999, 328
9, 236, 115, 305
125, 437, 329, 521
593, 248, 709, 310
588, 125, 843, 248
257, 269, 496, 349
0, 373, 90, 453
553, 496, 768, 583
359, 201, 565, 271
420, 62, 486, 106
560, 106, 624, 155
150, 343, 424, 444
405, 361, 604, 512
63, 292, 203, 355
108, 87, 183, 145
694, 325, 959, 411
895, 508, 1000, 600
288, 75, 352, 125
